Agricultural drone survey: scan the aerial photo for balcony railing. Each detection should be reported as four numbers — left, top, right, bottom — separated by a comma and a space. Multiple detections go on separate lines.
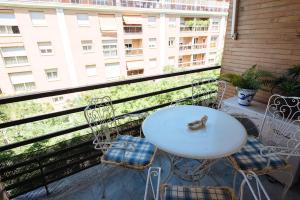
125, 48, 143, 56
2, 0, 229, 13
0, 66, 220, 198
180, 26, 209, 32
178, 60, 205, 67
123, 26, 142, 33
179, 43, 207, 51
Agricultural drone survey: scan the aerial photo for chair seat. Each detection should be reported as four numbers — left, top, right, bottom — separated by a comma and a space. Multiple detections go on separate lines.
102, 135, 156, 169
229, 136, 287, 172
162, 185, 236, 200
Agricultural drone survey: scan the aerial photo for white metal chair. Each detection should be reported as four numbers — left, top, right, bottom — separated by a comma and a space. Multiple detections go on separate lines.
228, 94, 300, 199
144, 167, 270, 200
191, 78, 227, 110
84, 96, 157, 198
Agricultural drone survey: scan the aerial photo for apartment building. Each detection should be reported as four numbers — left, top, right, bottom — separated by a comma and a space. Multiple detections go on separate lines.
0, 0, 229, 99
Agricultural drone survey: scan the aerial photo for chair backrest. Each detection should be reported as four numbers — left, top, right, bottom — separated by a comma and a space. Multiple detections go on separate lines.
239, 170, 270, 200
144, 168, 270, 200
191, 78, 226, 110
84, 96, 119, 152
259, 94, 300, 151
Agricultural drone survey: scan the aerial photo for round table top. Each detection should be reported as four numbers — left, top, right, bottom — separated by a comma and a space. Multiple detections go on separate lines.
142, 105, 247, 160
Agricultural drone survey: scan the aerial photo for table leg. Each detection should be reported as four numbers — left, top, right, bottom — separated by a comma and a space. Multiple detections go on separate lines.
172, 157, 217, 183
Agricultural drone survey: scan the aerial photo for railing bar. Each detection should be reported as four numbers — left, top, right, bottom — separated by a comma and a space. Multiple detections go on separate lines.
0, 78, 217, 129
0, 66, 220, 104
0, 124, 140, 172
0, 90, 216, 151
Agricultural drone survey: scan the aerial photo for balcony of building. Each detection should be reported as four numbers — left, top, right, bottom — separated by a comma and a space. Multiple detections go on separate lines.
124, 39, 143, 57
123, 15, 143, 34
1, 0, 300, 199
0, 0, 229, 13
179, 36, 207, 54
178, 54, 205, 68
180, 17, 209, 33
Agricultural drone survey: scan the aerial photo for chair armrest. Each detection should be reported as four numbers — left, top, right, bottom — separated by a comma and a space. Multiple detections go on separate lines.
144, 167, 161, 200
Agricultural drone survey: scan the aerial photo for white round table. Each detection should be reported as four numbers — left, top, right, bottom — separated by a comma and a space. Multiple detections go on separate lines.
142, 105, 247, 181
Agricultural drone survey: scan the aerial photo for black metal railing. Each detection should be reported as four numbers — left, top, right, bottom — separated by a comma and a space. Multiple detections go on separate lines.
0, 66, 220, 198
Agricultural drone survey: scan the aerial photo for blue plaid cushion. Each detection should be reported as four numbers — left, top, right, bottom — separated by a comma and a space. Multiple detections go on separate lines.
102, 135, 156, 168
162, 185, 235, 200
231, 136, 287, 171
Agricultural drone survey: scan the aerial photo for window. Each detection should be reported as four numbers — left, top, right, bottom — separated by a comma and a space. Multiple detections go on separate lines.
52, 96, 64, 103
86, 64, 97, 76
168, 56, 175, 66
168, 37, 175, 47
210, 36, 218, 48
148, 16, 156, 25
77, 14, 89, 26
0, 12, 20, 35
169, 17, 176, 27
45, 68, 58, 81
127, 69, 144, 76
81, 40, 93, 52
148, 38, 157, 48
149, 58, 157, 68
105, 62, 121, 79
102, 40, 117, 58
209, 58, 215, 63
1, 46, 28, 66
0, 26, 20, 35
9, 71, 36, 93
209, 52, 217, 56
38, 42, 53, 55
30, 11, 46, 26
125, 43, 132, 49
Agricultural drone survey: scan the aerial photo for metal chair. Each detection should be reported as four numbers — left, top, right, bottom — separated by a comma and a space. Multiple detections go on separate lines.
191, 78, 227, 110
144, 167, 270, 200
228, 94, 300, 199
84, 96, 157, 198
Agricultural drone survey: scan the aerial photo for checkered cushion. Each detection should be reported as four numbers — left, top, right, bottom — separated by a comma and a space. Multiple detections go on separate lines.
102, 135, 156, 168
231, 136, 287, 171
162, 185, 235, 200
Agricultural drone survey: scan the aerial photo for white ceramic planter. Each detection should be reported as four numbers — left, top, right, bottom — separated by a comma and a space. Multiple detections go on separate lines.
237, 88, 257, 106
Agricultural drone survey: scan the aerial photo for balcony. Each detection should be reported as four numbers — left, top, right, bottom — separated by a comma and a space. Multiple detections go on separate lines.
179, 43, 207, 51
178, 60, 205, 68
123, 25, 142, 33
0, 0, 229, 13
125, 48, 143, 56
180, 26, 209, 32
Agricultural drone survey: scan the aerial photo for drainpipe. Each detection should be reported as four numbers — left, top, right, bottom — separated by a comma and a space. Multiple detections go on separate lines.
231, 0, 239, 40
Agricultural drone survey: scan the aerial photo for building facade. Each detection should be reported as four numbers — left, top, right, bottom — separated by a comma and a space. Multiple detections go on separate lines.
0, 0, 229, 100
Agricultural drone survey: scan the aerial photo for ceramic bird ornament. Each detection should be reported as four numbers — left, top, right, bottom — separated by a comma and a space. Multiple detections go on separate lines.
187, 115, 208, 130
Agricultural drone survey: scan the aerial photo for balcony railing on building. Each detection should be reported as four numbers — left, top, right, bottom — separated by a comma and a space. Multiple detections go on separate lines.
179, 43, 206, 51
125, 48, 143, 56
180, 26, 209, 32
178, 60, 205, 67
4, 0, 229, 13
123, 25, 142, 33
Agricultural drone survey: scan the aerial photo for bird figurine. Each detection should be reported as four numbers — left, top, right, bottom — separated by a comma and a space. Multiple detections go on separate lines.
187, 115, 208, 130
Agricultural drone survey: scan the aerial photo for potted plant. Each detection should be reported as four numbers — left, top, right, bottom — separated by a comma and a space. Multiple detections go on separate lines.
222, 65, 273, 106
270, 64, 300, 119
271, 64, 300, 96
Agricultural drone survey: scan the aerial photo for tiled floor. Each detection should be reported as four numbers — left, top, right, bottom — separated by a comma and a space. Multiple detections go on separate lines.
14, 151, 300, 200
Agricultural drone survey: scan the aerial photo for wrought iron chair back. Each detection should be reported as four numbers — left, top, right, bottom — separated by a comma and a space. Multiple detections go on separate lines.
259, 94, 300, 160
144, 167, 270, 200
84, 96, 120, 153
191, 78, 226, 110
